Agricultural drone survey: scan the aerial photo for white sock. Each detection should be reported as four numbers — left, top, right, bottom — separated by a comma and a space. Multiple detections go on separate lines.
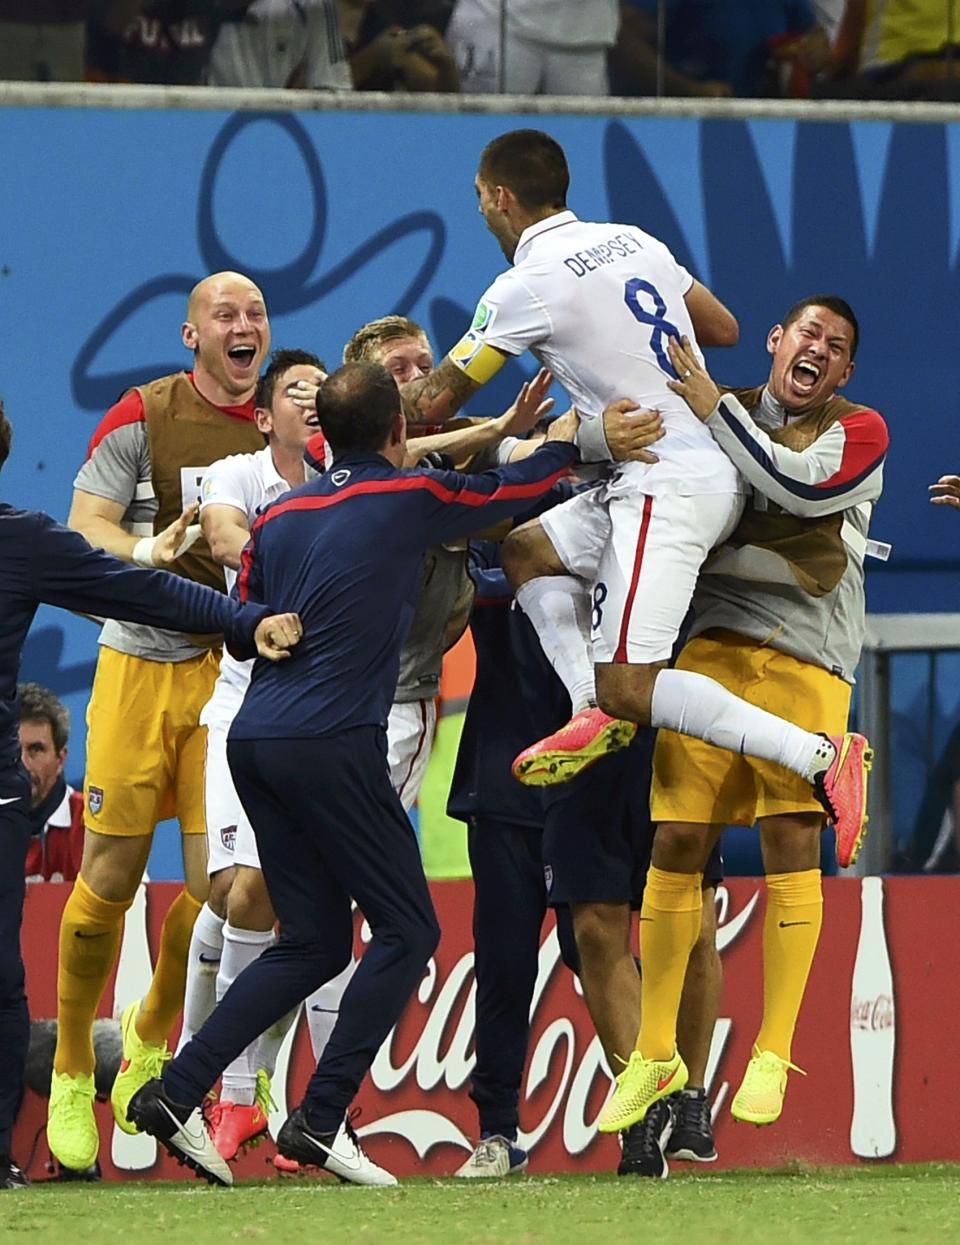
515, 575, 596, 713
650, 668, 835, 780
305, 960, 358, 1062
255, 1006, 300, 1080
217, 923, 276, 1105
175, 902, 225, 1056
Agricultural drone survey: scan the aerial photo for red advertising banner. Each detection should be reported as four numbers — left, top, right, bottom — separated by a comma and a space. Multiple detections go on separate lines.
13, 876, 956, 1180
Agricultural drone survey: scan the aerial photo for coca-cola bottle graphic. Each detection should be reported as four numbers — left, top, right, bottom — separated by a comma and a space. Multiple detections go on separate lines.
849, 876, 896, 1159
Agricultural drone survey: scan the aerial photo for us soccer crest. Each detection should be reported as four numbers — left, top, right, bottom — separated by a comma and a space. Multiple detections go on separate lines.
221, 825, 237, 851
88, 786, 104, 816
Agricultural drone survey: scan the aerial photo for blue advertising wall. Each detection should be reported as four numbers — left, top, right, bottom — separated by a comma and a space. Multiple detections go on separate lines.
2, 105, 959, 868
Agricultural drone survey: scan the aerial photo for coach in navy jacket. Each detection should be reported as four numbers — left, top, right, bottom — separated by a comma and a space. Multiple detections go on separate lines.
0, 401, 298, 1189
141, 361, 580, 1178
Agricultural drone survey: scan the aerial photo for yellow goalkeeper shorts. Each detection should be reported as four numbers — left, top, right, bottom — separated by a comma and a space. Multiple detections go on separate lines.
651, 629, 852, 826
83, 646, 220, 837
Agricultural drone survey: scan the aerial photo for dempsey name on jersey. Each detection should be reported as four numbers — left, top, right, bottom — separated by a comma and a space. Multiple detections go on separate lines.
562, 231, 644, 279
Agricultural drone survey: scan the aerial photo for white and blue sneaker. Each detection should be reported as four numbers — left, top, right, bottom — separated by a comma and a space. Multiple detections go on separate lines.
455, 1134, 528, 1178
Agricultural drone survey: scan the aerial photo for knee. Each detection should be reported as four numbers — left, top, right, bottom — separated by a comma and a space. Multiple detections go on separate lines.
227, 869, 275, 932
572, 903, 625, 964
409, 912, 441, 964
501, 520, 548, 588
652, 824, 712, 873
79, 837, 150, 904
206, 868, 234, 918
595, 663, 655, 724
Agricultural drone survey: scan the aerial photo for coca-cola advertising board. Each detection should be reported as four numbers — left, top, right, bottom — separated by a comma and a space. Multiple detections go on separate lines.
13, 876, 956, 1178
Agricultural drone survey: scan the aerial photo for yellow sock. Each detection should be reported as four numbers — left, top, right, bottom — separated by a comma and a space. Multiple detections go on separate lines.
636, 867, 703, 1061
137, 889, 203, 1046
54, 875, 132, 1076
756, 869, 823, 1062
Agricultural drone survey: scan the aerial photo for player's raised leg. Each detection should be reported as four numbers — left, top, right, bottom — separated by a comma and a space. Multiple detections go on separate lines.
504, 491, 636, 785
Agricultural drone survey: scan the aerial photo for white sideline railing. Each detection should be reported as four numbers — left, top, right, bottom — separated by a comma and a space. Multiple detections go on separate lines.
4, 80, 960, 124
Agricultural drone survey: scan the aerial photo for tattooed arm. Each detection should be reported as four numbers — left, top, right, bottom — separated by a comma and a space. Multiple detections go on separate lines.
399, 355, 486, 426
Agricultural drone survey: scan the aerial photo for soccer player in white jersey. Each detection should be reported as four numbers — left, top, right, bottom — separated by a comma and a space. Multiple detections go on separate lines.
391, 128, 872, 1127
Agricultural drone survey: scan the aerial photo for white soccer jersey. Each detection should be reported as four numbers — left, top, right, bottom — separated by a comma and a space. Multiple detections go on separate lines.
199, 446, 291, 698
469, 211, 742, 497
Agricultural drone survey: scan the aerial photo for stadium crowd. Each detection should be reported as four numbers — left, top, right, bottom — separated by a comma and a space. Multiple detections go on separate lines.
0, 123, 896, 1196
1, 2, 959, 102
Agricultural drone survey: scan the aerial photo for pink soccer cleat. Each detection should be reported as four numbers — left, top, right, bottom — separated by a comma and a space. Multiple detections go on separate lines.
512, 706, 637, 787
207, 1100, 269, 1162
811, 732, 874, 868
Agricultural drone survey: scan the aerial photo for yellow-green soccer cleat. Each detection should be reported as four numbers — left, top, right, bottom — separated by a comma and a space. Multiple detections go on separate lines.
597, 1050, 688, 1134
731, 1046, 806, 1125
48, 1071, 100, 1171
512, 707, 638, 788
111, 1000, 172, 1134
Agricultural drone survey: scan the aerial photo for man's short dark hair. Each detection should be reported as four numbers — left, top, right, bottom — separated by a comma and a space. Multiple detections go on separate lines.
255, 348, 326, 411
0, 398, 10, 473
19, 683, 70, 753
479, 130, 569, 212
783, 295, 859, 359
316, 362, 401, 455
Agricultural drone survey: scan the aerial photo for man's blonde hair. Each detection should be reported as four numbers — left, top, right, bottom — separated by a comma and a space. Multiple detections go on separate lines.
342, 316, 428, 365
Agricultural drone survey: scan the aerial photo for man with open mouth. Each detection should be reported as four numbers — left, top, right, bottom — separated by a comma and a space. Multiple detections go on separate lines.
47, 271, 272, 1177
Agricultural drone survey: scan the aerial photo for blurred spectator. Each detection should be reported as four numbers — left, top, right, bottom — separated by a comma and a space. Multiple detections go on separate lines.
891, 717, 960, 874
337, 0, 459, 90
18, 684, 83, 884
610, 0, 828, 99
85, 0, 249, 85
446, 0, 618, 94
208, 0, 353, 89
0, 2, 93, 82
820, 0, 960, 100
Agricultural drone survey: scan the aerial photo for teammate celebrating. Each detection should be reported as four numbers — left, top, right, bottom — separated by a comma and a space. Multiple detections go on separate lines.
395, 127, 870, 874
599, 300, 887, 1134
49, 272, 271, 1174
126, 363, 584, 1187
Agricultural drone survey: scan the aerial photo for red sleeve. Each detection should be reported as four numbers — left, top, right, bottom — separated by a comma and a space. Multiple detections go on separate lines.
84, 389, 146, 462
816, 408, 889, 492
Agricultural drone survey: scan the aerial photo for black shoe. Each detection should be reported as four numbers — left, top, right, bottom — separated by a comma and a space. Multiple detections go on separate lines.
127, 1078, 232, 1187
277, 1108, 397, 1186
617, 1098, 673, 1179
0, 1155, 28, 1189
665, 1088, 718, 1163
53, 1160, 101, 1182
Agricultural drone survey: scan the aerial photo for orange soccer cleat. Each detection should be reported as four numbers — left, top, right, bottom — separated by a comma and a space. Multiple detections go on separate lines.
512, 707, 637, 787
811, 732, 873, 868
208, 1100, 269, 1162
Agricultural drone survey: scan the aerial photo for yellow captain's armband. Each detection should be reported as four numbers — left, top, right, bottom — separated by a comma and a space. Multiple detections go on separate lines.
448, 331, 509, 385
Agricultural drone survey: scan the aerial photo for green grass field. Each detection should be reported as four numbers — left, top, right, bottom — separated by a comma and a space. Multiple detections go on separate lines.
4, 1167, 958, 1245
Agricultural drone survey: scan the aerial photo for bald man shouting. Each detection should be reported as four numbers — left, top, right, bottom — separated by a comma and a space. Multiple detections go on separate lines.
49, 272, 271, 1174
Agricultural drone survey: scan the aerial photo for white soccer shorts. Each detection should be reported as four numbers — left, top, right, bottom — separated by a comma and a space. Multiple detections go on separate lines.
541, 475, 743, 665
201, 689, 261, 873
387, 699, 438, 812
